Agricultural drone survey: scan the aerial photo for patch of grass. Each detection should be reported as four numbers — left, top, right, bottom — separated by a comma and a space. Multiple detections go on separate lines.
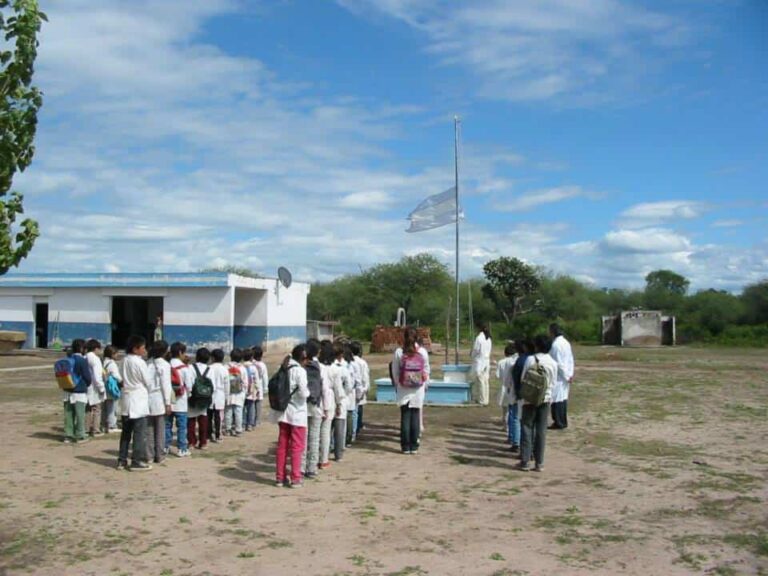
178, 516, 190, 524
724, 532, 768, 557
585, 431, 695, 460
386, 566, 427, 576
711, 565, 738, 576
160, 570, 174, 576
535, 507, 583, 529
356, 504, 378, 521
237, 551, 255, 558
490, 552, 505, 561
417, 490, 447, 502
264, 539, 293, 550
42, 499, 62, 509
348, 554, 366, 567
695, 495, 760, 519
450, 454, 474, 465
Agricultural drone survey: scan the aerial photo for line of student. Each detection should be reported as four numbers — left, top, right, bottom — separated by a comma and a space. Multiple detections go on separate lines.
495, 323, 575, 472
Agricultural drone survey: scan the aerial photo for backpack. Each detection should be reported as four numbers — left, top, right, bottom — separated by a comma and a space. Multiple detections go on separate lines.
305, 360, 323, 406
104, 360, 121, 399
171, 365, 185, 398
190, 365, 214, 408
54, 357, 77, 391
520, 356, 548, 406
268, 357, 296, 411
399, 352, 426, 388
228, 365, 243, 395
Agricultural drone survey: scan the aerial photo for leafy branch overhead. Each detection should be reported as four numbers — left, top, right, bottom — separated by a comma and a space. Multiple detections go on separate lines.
0, 0, 46, 274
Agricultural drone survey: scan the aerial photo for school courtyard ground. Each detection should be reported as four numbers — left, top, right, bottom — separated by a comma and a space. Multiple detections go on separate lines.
0, 345, 766, 576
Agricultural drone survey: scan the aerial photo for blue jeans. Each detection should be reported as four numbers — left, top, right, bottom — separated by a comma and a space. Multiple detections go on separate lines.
507, 403, 520, 446
165, 412, 188, 452
243, 399, 256, 429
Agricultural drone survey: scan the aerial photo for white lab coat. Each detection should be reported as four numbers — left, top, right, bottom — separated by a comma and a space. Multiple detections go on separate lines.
169, 358, 194, 413
209, 363, 229, 410
496, 354, 518, 407
120, 354, 150, 419
354, 356, 371, 405
549, 335, 574, 403
86, 351, 106, 405
146, 357, 172, 416
326, 360, 349, 419
272, 358, 309, 427
226, 363, 248, 407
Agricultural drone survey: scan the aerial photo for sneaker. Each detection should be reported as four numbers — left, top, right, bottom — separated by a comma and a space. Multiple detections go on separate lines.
402, 449, 411, 455
162, 447, 170, 455
533, 465, 544, 473
211, 437, 220, 443
154, 457, 166, 465
304, 471, 317, 479
518, 462, 531, 472
510, 444, 520, 453
177, 449, 191, 458
410, 449, 419, 455
131, 462, 153, 471
275, 480, 286, 487
116, 461, 127, 470
290, 481, 303, 489
318, 462, 331, 470
63, 438, 73, 444
76, 437, 90, 444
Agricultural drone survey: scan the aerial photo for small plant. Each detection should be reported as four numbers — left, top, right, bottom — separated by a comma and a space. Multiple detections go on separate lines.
490, 552, 505, 561
237, 551, 255, 558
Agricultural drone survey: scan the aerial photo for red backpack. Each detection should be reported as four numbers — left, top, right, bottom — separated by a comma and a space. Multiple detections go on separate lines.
171, 365, 185, 398
399, 352, 426, 388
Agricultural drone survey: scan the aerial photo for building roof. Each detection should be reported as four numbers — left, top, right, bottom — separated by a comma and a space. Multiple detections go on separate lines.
0, 272, 308, 290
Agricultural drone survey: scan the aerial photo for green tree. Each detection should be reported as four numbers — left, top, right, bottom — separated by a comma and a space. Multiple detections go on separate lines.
644, 269, 689, 312
683, 289, 743, 338
0, 0, 45, 274
741, 279, 768, 325
481, 256, 541, 324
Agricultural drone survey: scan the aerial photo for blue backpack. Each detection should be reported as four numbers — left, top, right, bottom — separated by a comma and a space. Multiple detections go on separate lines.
104, 360, 121, 399
54, 357, 78, 391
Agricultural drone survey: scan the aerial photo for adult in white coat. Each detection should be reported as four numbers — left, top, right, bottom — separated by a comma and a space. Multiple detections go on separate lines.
548, 323, 574, 430
470, 325, 493, 405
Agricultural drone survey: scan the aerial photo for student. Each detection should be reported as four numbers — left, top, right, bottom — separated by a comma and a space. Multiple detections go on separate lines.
166, 341, 193, 457
225, 348, 247, 436
318, 340, 336, 470
343, 343, 357, 447
187, 347, 211, 450
548, 323, 575, 430
241, 348, 256, 431
208, 348, 228, 443
272, 345, 309, 488
351, 341, 370, 435
496, 343, 519, 450
118, 335, 152, 471
393, 326, 428, 454
519, 335, 558, 472
302, 339, 324, 479
251, 346, 268, 427
62, 339, 92, 444
326, 342, 350, 462
146, 340, 172, 464
85, 339, 106, 437
471, 324, 493, 405
510, 338, 531, 453
102, 345, 122, 433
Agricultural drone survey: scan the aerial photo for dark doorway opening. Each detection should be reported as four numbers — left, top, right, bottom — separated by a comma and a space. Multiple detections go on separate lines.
35, 303, 48, 348
111, 297, 163, 349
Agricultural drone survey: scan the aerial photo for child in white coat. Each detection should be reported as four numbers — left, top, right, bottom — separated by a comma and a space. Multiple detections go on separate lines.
208, 348, 229, 443
85, 339, 106, 437
146, 340, 172, 464
225, 348, 247, 436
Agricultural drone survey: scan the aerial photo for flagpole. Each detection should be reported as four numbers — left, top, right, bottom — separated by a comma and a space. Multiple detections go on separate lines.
454, 115, 460, 365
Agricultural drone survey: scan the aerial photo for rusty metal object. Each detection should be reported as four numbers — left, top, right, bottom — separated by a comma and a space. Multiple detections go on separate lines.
370, 326, 432, 353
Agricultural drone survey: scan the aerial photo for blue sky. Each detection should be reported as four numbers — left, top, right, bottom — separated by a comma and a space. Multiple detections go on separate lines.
11, 0, 768, 291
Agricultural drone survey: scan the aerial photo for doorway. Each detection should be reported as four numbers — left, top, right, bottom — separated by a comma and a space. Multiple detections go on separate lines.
111, 297, 163, 349
35, 303, 48, 348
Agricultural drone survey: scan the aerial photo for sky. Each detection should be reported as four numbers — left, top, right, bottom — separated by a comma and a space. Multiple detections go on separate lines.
9, 0, 768, 291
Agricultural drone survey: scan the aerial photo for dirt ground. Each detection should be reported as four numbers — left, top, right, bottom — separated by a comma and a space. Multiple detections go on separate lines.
0, 345, 766, 576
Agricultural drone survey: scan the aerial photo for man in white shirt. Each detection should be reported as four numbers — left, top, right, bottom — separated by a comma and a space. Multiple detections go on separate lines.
548, 323, 574, 430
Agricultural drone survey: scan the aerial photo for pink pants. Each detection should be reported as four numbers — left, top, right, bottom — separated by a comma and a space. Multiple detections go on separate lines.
276, 422, 307, 484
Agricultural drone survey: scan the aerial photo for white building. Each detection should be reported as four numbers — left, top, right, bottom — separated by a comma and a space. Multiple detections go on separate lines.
0, 272, 309, 351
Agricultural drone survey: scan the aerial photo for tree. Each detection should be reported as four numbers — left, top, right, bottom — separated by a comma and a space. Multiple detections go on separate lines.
645, 269, 689, 295
0, 0, 45, 274
741, 279, 768, 325
481, 257, 541, 324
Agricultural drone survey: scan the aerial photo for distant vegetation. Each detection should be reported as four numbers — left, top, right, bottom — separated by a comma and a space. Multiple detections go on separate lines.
308, 253, 768, 346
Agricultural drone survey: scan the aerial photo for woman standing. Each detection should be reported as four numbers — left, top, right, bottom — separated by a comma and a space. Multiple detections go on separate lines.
471, 324, 492, 405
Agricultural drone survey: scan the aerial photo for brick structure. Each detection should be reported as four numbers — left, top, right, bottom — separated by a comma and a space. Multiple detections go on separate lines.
370, 326, 432, 353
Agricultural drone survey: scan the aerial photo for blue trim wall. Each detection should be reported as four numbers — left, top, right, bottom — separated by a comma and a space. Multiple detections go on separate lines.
56, 323, 112, 347
164, 325, 233, 350
0, 272, 231, 288
233, 325, 306, 349
0, 321, 34, 349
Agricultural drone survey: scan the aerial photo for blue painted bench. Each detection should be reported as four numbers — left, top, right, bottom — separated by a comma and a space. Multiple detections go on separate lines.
374, 377, 471, 405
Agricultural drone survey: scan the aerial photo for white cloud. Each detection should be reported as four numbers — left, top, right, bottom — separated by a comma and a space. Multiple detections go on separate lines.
616, 200, 708, 229
497, 185, 600, 212
601, 227, 692, 254
338, 0, 697, 104
712, 219, 743, 228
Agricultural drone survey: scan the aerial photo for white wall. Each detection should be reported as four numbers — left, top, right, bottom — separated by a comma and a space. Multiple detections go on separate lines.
266, 282, 309, 326
164, 287, 233, 327
0, 296, 34, 322
50, 289, 111, 324
234, 288, 267, 326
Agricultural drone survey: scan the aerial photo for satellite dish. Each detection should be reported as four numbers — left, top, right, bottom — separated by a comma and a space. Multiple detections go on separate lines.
277, 266, 293, 289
